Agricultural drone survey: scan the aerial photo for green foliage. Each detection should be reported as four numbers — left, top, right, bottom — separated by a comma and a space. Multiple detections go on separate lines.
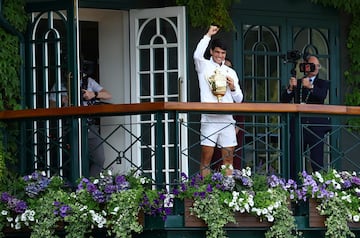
177, 168, 299, 238
106, 189, 144, 238
0, 0, 28, 176
310, 0, 360, 13
320, 197, 355, 238
191, 190, 235, 238
0, 0, 27, 111
265, 189, 300, 238
0, 145, 4, 181
310, 0, 360, 128
28, 190, 67, 238
176, 0, 236, 31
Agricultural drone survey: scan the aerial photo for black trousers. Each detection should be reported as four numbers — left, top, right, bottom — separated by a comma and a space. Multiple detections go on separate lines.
289, 117, 330, 179
88, 124, 105, 177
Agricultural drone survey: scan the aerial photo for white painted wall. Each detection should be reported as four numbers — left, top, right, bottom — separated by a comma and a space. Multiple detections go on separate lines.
79, 9, 130, 174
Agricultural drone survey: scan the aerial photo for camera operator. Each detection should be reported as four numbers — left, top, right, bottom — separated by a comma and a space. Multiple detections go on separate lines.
281, 55, 330, 178
50, 62, 112, 177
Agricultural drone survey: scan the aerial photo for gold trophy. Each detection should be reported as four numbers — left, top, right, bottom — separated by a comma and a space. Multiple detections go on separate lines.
208, 69, 227, 102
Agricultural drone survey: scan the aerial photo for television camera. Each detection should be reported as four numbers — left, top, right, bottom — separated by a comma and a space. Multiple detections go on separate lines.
283, 50, 316, 77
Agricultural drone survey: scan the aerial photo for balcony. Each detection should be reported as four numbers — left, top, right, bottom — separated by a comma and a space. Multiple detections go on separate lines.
1, 102, 360, 237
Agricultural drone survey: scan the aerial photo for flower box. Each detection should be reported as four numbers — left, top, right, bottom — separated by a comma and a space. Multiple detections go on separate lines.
308, 198, 325, 227
308, 198, 360, 228
184, 198, 271, 227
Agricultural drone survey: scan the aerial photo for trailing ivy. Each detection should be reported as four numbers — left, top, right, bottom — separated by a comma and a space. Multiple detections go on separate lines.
309, 0, 360, 127
0, 0, 28, 177
176, 0, 237, 31
0, 0, 27, 110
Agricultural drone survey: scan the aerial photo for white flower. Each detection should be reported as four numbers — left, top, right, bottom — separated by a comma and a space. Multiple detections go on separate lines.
252, 208, 261, 216
243, 167, 252, 177
262, 208, 268, 215
80, 205, 88, 211
164, 193, 174, 207
29, 210, 35, 218
107, 170, 112, 176
93, 179, 99, 184
113, 206, 120, 213
333, 169, 340, 178
15, 222, 21, 230
20, 213, 27, 222
1, 210, 8, 215
266, 214, 274, 222
7, 217, 13, 222
41, 171, 46, 177
244, 203, 250, 212
315, 171, 323, 183
140, 177, 147, 184
341, 194, 351, 203
332, 181, 341, 190
353, 215, 360, 222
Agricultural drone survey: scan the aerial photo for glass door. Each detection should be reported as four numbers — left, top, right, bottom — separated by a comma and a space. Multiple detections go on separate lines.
130, 6, 188, 187
25, 0, 81, 180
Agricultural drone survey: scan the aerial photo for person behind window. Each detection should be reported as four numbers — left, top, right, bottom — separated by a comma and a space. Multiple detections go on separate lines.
281, 55, 330, 178
49, 64, 112, 177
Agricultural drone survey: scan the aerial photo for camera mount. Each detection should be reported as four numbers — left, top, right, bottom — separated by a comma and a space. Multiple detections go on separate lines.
282, 50, 314, 77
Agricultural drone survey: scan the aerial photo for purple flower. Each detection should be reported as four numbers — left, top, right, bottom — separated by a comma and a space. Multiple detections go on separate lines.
86, 182, 97, 193
14, 200, 27, 213
104, 184, 116, 194
115, 175, 126, 184
180, 183, 187, 192
343, 179, 352, 188
59, 205, 71, 218
1, 192, 11, 202
206, 184, 213, 193
222, 176, 235, 191
172, 188, 179, 196
211, 173, 223, 182
180, 172, 188, 180
91, 190, 106, 203
351, 176, 360, 186
23, 171, 51, 197
54, 201, 71, 218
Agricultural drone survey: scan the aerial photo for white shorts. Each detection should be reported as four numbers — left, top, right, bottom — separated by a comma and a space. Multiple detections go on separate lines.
200, 120, 237, 147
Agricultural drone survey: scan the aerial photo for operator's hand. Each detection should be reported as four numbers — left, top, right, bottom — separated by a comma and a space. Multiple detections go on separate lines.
82, 89, 96, 101
302, 77, 313, 89
288, 77, 297, 91
206, 25, 220, 37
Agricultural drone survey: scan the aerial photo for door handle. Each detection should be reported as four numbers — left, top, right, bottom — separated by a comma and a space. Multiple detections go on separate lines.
67, 72, 72, 106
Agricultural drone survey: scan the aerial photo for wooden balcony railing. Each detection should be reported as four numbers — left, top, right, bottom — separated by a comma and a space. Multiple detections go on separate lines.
1, 102, 360, 183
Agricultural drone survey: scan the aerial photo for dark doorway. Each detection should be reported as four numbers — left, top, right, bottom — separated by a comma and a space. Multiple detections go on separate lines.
79, 21, 99, 82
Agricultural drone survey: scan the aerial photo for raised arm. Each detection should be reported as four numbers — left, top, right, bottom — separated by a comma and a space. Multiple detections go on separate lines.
193, 25, 220, 72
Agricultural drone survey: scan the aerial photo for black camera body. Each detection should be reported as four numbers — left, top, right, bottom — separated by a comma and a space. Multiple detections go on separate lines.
284, 50, 314, 76
299, 62, 316, 73
286, 50, 302, 63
